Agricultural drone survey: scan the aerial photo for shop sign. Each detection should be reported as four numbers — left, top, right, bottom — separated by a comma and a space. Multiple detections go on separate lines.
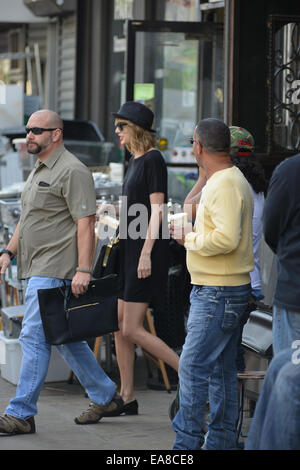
113, 36, 126, 53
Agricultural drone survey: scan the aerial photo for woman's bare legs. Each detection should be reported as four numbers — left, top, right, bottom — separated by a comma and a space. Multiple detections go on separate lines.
122, 301, 179, 371
114, 299, 179, 404
114, 299, 136, 403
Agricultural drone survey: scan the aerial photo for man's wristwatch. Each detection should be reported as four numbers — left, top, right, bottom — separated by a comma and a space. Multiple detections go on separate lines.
0, 249, 15, 260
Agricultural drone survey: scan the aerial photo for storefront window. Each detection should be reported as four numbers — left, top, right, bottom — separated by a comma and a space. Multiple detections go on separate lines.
163, 0, 201, 22
132, 28, 223, 163
114, 0, 134, 20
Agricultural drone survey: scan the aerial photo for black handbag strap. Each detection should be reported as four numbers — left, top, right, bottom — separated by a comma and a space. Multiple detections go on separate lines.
58, 281, 72, 314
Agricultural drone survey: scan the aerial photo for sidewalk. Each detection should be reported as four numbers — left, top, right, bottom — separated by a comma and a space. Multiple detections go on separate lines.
0, 348, 253, 451
0, 351, 177, 450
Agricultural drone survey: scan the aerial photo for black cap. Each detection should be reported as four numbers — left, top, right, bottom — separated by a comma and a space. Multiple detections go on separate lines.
112, 101, 156, 133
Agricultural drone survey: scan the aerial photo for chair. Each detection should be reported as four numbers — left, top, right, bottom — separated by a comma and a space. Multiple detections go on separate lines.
237, 308, 273, 439
141, 309, 172, 393
93, 334, 113, 373
237, 370, 266, 439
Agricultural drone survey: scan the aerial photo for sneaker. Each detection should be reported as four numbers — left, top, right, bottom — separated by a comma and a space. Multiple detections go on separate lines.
74, 393, 124, 425
0, 414, 36, 436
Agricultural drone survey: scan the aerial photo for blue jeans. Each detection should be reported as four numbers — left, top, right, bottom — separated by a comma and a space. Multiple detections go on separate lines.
245, 348, 300, 450
5, 277, 116, 419
172, 284, 251, 450
273, 305, 300, 355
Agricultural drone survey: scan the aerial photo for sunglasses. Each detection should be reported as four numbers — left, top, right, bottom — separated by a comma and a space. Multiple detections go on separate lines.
115, 122, 128, 131
25, 127, 62, 135
188, 137, 201, 145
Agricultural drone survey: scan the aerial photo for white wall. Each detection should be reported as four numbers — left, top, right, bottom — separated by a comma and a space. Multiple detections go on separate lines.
1, 0, 49, 22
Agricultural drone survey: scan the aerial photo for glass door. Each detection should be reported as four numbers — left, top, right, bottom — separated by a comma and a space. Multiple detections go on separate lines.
125, 20, 223, 201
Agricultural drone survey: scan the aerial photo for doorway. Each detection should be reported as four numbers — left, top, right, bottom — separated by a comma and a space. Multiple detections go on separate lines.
125, 20, 223, 169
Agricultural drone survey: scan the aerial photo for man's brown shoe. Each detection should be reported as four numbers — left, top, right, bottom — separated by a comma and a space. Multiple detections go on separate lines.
0, 414, 36, 436
74, 393, 124, 425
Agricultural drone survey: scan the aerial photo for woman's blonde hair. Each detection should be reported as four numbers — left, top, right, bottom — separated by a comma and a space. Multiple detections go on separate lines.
115, 118, 156, 155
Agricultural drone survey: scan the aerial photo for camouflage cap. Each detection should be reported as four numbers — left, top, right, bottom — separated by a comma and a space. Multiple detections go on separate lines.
229, 126, 255, 154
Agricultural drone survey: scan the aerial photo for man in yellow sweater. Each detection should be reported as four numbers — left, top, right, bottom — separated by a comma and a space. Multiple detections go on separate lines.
170, 118, 254, 450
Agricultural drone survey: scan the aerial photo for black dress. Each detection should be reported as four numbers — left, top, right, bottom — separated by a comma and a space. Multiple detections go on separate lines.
119, 149, 169, 305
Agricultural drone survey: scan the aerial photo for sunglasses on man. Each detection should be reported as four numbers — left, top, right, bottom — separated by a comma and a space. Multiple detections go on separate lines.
188, 137, 202, 145
25, 127, 62, 135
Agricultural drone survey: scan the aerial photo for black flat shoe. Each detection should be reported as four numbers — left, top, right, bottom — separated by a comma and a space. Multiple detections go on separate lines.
101, 399, 138, 417
123, 399, 138, 415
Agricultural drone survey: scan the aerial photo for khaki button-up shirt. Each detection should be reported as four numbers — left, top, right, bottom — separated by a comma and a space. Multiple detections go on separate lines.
18, 145, 96, 280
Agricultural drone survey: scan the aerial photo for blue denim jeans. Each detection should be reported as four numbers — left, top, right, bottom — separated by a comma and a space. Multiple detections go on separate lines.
273, 305, 300, 355
5, 277, 116, 419
172, 284, 251, 450
245, 348, 300, 450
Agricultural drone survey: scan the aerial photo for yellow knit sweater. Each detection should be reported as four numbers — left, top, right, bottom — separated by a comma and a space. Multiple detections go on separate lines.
184, 166, 254, 286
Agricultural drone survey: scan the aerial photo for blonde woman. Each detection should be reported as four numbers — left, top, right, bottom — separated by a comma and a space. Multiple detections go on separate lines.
103, 101, 179, 416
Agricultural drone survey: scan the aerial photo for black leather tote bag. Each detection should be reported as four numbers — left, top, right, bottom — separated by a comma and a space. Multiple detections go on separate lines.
38, 274, 119, 345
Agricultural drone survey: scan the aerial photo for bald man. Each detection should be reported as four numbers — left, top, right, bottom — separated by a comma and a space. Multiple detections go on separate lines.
0, 110, 123, 436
